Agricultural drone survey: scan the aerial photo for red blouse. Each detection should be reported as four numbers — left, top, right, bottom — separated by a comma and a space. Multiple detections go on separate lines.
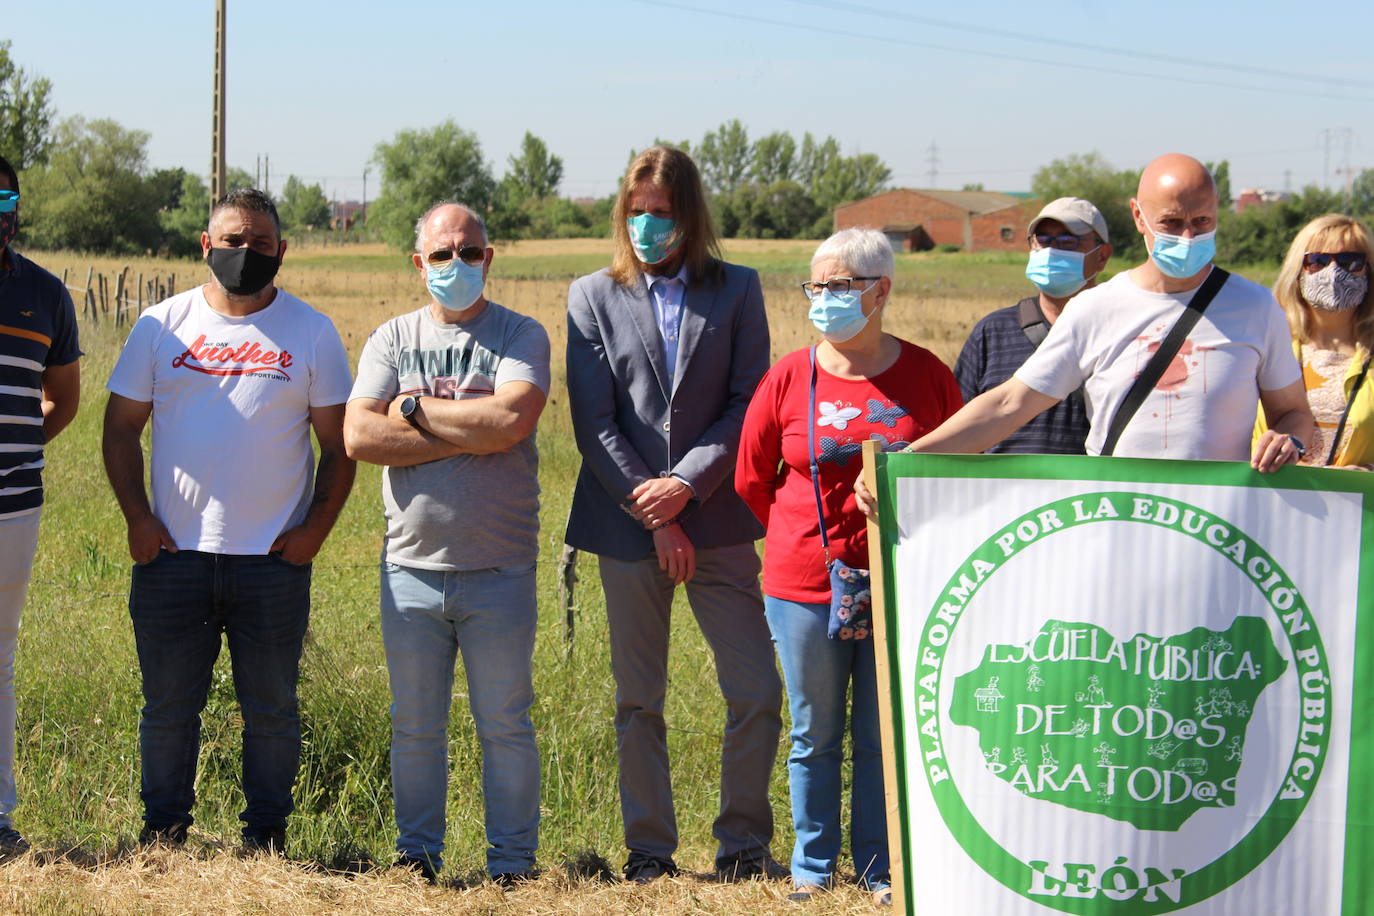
735, 341, 963, 603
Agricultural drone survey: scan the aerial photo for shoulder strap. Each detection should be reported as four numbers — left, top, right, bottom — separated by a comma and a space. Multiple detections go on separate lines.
1326, 354, 1373, 466
1018, 297, 1050, 347
807, 347, 832, 565
1100, 267, 1230, 457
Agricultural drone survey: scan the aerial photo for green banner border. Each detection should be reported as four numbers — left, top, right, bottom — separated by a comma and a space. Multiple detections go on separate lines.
871, 453, 1374, 914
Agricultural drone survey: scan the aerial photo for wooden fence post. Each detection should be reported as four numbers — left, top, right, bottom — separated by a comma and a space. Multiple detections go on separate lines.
83, 266, 95, 324
558, 543, 579, 651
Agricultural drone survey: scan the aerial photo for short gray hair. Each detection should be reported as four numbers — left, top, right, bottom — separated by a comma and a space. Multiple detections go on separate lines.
413, 201, 489, 252
811, 228, 895, 280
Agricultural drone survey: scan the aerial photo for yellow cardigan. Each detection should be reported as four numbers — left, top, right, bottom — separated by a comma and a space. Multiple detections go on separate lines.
1255, 341, 1374, 467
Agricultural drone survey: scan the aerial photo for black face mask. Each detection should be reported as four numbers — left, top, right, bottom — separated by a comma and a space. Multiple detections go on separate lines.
0, 211, 17, 251
206, 246, 280, 297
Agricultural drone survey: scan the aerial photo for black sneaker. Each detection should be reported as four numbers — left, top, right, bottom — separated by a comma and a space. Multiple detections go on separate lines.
714, 851, 788, 882
492, 869, 537, 889
395, 852, 439, 884
0, 826, 28, 853
623, 852, 678, 884
138, 822, 189, 847
242, 825, 287, 855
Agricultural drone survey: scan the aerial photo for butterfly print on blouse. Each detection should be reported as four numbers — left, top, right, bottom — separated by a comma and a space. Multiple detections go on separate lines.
817, 401, 862, 430
818, 436, 864, 467
869, 432, 911, 452
866, 400, 909, 428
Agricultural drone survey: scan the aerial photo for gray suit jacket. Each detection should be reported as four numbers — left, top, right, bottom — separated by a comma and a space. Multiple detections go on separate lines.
564, 261, 769, 561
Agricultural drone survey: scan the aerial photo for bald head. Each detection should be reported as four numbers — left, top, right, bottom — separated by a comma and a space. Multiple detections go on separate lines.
414, 202, 488, 254
1137, 154, 1217, 205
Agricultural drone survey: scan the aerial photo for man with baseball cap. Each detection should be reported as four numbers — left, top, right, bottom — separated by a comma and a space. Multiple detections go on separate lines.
953, 197, 1112, 454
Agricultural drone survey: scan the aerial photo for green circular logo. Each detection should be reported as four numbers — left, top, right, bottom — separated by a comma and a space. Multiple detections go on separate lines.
915, 491, 1331, 913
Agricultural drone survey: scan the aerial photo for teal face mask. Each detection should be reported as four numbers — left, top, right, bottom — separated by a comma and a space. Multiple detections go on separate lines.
807, 282, 877, 343
1148, 228, 1216, 279
627, 213, 678, 265
1025, 246, 1095, 298
426, 258, 485, 312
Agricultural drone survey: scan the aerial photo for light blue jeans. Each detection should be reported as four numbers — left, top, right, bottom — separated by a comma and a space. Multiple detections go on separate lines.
764, 595, 888, 891
380, 560, 540, 876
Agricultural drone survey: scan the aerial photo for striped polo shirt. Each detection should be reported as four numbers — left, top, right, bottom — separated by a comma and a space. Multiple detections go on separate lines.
0, 247, 81, 519
953, 296, 1089, 455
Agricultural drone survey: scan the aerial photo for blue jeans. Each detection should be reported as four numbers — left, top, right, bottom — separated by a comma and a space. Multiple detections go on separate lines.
129, 550, 311, 837
764, 596, 888, 890
380, 560, 540, 876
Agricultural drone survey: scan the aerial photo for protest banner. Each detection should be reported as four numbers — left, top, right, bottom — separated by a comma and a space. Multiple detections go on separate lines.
862, 444, 1373, 914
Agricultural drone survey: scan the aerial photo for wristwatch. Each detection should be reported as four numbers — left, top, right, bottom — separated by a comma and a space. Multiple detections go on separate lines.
1286, 435, 1307, 459
400, 394, 423, 429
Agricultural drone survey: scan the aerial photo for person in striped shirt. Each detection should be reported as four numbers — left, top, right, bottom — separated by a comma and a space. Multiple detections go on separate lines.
0, 154, 82, 852
952, 197, 1112, 454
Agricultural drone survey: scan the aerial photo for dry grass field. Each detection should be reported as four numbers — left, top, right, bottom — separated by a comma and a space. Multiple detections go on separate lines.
1, 237, 1161, 914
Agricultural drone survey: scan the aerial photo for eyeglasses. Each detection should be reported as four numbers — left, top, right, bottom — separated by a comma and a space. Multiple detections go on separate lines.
1030, 232, 1091, 251
1302, 251, 1367, 273
800, 277, 879, 297
426, 245, 485, 267
0, 191, 18, 213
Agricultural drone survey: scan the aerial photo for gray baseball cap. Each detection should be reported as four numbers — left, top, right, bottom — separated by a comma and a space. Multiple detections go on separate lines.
1028, 197, 1110, 244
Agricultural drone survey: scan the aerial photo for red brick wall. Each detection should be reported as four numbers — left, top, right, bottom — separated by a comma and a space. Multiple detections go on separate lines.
834, 192, 1040, 252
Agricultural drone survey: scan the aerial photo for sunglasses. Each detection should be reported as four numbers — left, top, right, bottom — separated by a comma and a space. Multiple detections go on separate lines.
1302, 252, 1367, 273
426, 245, 485, 267
1031, 232, 1090, 251
0, 191, 18, 213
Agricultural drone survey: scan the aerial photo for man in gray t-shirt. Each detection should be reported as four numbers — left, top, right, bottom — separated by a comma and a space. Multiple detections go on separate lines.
344, 202, 549, 884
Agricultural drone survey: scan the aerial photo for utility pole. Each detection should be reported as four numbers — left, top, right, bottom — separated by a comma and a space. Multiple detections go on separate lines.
264, 154, 270, 196
210, 0, 226, 211
925, 140, 939, 188
362, 167, 370, 224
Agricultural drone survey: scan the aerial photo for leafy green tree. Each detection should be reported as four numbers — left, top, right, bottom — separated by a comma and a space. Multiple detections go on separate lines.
1350, 169, 1374, 220
1031, 152, 1143, 258
750, 132, 797, 184
159, 171, 210, 257
505, 132, 563, 201
1217, 185, 1346, 264
809, 152, 891, 211
718, 181, 821, 239
20, 116, 160, 253
797, 133, 840, 188
1205, 160, 1232, 210
697, 120, 751, 194
0, 41, 54, 169
278, 175, 331, 230
369, 121, 495, 250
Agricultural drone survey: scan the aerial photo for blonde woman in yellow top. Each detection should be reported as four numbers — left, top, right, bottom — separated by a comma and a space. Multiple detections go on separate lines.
1259, 214, 1374, 469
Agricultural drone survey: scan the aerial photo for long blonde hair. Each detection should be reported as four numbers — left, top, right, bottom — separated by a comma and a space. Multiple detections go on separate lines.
1275, 213, 1374, 354
609, 146, 722, 288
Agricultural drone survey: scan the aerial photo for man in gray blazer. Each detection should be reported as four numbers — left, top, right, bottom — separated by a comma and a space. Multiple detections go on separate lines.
565, 146, 782, 883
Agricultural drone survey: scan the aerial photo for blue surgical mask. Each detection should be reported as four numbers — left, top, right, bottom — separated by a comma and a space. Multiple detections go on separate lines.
627, 213, 678, 265
426, 258, 485, 312
1025, 246, 1096, 298
1148, 227, 1216, 278
808, 283, 877, 343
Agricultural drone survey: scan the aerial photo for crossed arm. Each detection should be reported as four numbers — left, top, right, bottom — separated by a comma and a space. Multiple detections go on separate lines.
343, 381, 547, 468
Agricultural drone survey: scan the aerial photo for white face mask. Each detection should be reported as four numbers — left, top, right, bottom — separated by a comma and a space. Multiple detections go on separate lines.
1301, 263, 1368, 312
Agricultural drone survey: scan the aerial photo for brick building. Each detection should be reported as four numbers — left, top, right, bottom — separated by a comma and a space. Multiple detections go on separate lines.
833, 189, 1040, 253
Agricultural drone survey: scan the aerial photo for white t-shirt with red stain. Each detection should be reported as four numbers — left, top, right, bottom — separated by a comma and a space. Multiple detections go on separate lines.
107, 285, 354, 554
1014, 270, 1300, 460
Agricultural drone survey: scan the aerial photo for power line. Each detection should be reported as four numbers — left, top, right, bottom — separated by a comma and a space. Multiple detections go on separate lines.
631, 0, 1374, 104
781, 0, 1374, 91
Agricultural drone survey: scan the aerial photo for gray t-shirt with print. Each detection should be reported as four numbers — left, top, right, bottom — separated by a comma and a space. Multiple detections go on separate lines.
350, 301, 551, 571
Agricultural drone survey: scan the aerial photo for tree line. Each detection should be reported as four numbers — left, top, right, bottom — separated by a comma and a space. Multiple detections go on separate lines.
4, 38, 1372, 261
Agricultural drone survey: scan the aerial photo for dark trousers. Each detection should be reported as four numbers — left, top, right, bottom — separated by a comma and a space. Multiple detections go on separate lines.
129, 550, 310, 836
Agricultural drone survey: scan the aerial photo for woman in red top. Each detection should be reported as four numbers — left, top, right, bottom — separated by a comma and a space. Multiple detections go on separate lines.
735, 228, 962, 903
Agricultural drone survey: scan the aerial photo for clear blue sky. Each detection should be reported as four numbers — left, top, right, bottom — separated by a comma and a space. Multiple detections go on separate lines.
7, 0, 1373, 204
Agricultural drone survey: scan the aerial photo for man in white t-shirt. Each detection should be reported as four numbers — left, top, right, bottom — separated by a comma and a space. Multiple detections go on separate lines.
102, 188, 356, 852
864, 154, 1313, 474
343, 202, 549, 885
